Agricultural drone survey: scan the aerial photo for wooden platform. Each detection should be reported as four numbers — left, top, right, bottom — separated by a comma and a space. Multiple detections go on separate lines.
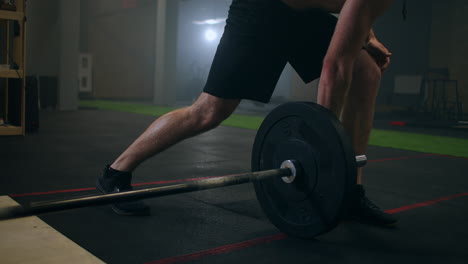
0, 196, 105, 264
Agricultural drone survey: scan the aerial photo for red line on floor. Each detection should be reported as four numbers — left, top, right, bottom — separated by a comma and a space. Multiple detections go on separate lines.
429, 154, 468, 161
384, 192, 468, 214
144, 233, 288, 264
143, 192, 468, 264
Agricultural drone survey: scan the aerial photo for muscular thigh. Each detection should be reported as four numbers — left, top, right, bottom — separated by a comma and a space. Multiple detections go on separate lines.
204, 0, 338, 103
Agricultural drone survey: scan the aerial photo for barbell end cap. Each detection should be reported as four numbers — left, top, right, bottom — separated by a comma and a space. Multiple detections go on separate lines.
280, 160, 300, 183
355, 155, 367, 167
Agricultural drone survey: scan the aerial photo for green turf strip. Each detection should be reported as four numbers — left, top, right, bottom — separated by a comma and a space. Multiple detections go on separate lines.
80, 100, 468, 158
369, 129, 468, 158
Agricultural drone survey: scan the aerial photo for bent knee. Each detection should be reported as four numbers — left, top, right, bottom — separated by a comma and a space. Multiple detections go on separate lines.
356, 52, 382, 85
190, 95, 239, 131
198, 106, 231, 130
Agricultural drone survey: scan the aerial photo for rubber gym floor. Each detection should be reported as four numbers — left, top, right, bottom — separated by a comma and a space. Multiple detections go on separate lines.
1, 103, 467, 264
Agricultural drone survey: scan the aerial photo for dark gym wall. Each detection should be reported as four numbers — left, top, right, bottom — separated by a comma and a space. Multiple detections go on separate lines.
25, 0, 60, 77
430, 0, 468, 114
83, 0, 157, 100
372, 0, 467, 116
25, 0, 62, 110
373, 0, 432, 105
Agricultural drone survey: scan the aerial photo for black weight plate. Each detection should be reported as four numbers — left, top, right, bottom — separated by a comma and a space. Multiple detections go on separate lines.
251, 102, 357, 238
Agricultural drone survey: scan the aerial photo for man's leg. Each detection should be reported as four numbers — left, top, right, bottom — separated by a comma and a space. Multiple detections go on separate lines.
111, 93, 240, 172
341, 50, 381, 184
315, 0, 396, 226
340, 50, 397, 226
97, 93, 240, 215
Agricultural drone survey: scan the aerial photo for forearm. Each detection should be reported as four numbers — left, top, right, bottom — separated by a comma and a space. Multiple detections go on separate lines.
329, 0, 392, 58
318, 0, 393, 114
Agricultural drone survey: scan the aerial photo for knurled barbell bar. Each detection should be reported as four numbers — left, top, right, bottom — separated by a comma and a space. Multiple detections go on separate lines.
0, 102, 366, 239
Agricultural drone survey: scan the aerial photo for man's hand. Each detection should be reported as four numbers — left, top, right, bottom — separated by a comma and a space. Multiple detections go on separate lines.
364, 37, 392, 72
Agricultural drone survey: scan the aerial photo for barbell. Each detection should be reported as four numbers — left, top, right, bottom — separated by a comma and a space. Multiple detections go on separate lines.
0, 102, 365, 238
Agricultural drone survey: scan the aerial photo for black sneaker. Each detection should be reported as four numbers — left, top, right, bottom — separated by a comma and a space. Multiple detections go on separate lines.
345, 185, 398, 227
96, 165, 151, 216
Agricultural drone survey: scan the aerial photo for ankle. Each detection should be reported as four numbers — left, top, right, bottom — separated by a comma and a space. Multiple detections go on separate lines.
108, 165, 128, 174
110, 161, 133, 173
104, 164, 132, 180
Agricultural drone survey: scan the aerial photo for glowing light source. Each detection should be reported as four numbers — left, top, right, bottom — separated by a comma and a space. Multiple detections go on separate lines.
193, 18, 226, 25
205, 19, 219, 25
205, 29, 218, 42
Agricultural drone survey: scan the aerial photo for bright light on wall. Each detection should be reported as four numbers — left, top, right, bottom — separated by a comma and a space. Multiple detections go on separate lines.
193, 18, 226, 25
205, 29, 218, 42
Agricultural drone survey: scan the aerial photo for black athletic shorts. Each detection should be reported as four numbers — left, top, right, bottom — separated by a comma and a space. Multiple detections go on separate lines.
203, 0, 337, 103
